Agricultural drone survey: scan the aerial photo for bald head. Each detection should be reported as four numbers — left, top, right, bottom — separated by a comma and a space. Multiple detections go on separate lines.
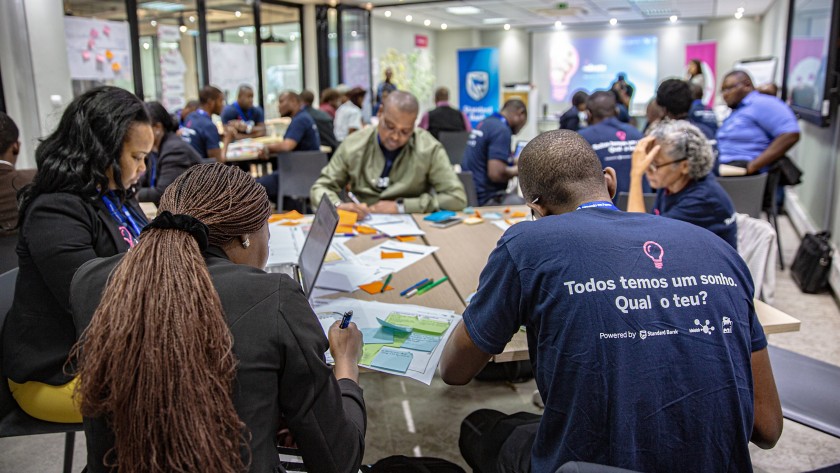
725, 70, 753, 87
586, 91, 617, 123
519, 130, 609, 207
381, 90, 419, 117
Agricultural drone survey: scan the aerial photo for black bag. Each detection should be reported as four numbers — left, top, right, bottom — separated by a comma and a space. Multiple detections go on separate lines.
773, 155, 803, 186
791, 231, 833, 293
365, 455, 466, 473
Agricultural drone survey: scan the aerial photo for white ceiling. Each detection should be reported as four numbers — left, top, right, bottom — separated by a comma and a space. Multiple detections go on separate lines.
356, 0, 778, 31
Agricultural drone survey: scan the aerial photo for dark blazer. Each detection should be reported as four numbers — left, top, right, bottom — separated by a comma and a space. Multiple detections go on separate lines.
137, 132, 203, 205
71, 246, 366, 473
304, 106, 339, 157
1, 192, 145, 386
0, 165, 35, 235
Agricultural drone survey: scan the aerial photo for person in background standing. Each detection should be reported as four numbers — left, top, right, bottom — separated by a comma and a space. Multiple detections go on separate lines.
374, 67, 397, 115
320, 88, 341, 119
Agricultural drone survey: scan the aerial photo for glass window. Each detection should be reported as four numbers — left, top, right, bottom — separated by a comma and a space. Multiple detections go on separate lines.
206, 1, 259, 107
136, 0, 201, 112
63, 0, 135, 97
260, 2, 303, 120
340, 8, 372, 120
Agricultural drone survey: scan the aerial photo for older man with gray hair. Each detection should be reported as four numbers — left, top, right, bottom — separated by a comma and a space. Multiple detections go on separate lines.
311, 91, 466, 217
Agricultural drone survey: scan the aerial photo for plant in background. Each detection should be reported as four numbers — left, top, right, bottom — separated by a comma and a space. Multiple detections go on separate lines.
378, 48, 436, 109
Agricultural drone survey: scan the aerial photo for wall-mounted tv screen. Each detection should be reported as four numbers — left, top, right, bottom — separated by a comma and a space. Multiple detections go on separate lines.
783, 0, 840, 127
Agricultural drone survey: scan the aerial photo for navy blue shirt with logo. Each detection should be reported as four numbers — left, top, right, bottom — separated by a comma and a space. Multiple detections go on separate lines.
220, 102, 265, 125
462, 114, 512, 205
285, 109, 321, 152
463, 208, 764, 472
578, 118, 651, 199
653, 174, 738, 249
182, 110, 220, 160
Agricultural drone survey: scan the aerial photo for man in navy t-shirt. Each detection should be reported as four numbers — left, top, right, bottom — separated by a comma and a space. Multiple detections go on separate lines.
578, 91, 650, 202
220, 85, 266, 141
461, 99, 527, 206
257, 91, 321, 203
182, 85, 227, 162
688, 82, 718, 137
440, 130, 782, 473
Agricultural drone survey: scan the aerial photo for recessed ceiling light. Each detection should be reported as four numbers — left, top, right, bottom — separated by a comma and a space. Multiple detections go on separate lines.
179, 25, 187, 32
351, 30, 357, 37
609, 18, 618, 26
244, 38, 249, 44
237, 30, 244, 37
446, 6, 481, 15
441, 23, 447, 30
143, 42, 150, 50
290, 34, 296, 41
503, 23, 511, 30
424, 19, 431, 26
150, 20, 157, 27
384, 10, 391, 17
482, 17, 509, 24
669, 15, 677, 23
554, 20, 562, 28
734, 11, 743, 19
141, 1, 185, 12
406, 15, 412, 22
736, 7, 745, 13
235, 10, 241, 17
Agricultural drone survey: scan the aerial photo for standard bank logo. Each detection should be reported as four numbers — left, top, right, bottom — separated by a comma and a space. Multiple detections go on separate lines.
466, 71, 489, 101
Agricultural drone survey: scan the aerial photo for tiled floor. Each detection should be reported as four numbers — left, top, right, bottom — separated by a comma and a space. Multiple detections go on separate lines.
1, 215, 839, 472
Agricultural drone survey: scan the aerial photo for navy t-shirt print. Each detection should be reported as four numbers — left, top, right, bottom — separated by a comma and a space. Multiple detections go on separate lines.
578, 118, 651, 199
463, 209, 764, 473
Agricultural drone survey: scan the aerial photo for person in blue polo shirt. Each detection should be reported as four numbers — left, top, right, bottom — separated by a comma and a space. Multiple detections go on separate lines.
182, 86, 228, 162
578, 91, 649, 202
461, 99, 527, 206
440, 129, 782, 473
628, 120, 738, 249
220, 85, 266, 141
257, 91, 321, 203
717, 70, 800, 175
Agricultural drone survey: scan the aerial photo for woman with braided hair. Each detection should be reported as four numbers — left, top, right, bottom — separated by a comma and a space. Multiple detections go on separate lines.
70, 163, 366, 473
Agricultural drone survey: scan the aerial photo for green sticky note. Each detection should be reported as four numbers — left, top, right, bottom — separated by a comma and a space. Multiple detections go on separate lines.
377, 317, 413, 333
389, 331, 410, 348
386, 313, 451, 335
360, 344, 386, 366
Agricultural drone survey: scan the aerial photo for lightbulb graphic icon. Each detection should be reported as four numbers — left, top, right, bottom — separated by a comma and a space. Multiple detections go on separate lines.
643, 241, 664, 269
549, 41, 580, 102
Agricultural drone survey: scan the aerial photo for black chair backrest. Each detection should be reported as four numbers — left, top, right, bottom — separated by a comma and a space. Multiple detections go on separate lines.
0, 268, 19, 420
616, 192, 657, 212
438, 131, 470, 166
457, 171, 479, 208
717, 174, 769, 219
276, 151, 329, 202
0, 235, 17, 274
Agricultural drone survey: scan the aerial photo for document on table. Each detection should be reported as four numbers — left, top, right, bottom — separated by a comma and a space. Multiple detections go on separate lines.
355, 241, 438, 273
366, 214, 425, 237
267, 223, 307, 266
315, 263, 387, 292
314, 298, 461, 385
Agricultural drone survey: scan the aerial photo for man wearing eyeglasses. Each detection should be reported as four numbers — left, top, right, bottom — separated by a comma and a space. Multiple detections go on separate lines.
578, 91, 650, 203
311, 91, 466, 218
717, 70, 800, 175
440, 130, 781, 472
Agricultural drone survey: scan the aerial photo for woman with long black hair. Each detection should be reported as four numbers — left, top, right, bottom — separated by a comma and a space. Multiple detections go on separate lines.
1, 86, 153, 423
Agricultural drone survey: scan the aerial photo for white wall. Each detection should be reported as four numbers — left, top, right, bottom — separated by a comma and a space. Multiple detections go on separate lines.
701, 16, 763, 102
480, 28, 530, 86
371, 16, 438, 108
760, 0, 789, 85
434, 29, 479, 108
302, 4, 319, 97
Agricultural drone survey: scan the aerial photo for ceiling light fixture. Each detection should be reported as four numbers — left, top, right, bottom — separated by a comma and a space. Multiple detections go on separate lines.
351, 30, 358, 37
736, 7, 745, 13
554, 20, 562, 28
441, 23, 447, 30
151, 20, 158, 27
143, 42, 150, 50
235, 10, 242, 17
424, 19, 431, 26
384, 10, 391, 17
609, 18, 618, 26
179, 25, 187, 33
734, 11, 743, 19
504, 23, 510, 30
189, 15, 195, 22
406, 15, 412, 22
669, 15, 677, 23
446, 6, 481, 15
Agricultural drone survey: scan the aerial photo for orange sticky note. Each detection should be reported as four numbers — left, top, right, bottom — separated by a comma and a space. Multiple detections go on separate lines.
278, 210, 304, 220
381, 251, 404, 259
510, 211, 526, 218
280, 221, 300, 226
359, 281, 393, 294
395, 236, 416, 242
474, 209, 482, 218
504, 207, 511, 213
464, 217, 483, 225
335, 224, 355, 234
111, 62, 121, 72
105, 49, 114, 61
357, 225, 378, 235
337, 209, 358, 227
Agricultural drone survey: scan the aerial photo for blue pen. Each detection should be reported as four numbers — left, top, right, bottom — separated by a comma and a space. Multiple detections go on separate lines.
338, 233, 356, 237
400, 278, 431, 297
339, 310, 353, 329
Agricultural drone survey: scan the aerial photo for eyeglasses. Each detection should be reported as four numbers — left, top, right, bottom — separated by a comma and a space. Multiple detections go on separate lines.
721, 81, 745, 92
648, 157, 687, 172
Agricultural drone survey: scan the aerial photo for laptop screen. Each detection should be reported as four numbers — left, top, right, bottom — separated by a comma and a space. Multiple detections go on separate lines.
513, 140, 529, 159
299, 196, 339, 297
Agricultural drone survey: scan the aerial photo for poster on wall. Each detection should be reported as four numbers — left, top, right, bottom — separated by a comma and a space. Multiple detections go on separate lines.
208, 42, 258, 103
158, 25, 187, 112
685, 42, 717, 108
544, 35, 657, 110
64, 17, 132, 81
458, 48, 499, 127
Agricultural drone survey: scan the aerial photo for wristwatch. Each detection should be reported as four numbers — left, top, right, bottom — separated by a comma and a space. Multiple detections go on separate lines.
245, 123, 253, 134
396, 198, 405, 214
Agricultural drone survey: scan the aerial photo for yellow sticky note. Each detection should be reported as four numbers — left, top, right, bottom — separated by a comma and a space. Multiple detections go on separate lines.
385, 313, 451, 335
335, 224, 355, 234
464, 217, 483, 225
510, 211, 526, 218
356, 225, 378, 235
324, 251, 342, 263
337, 209, 358, 227
395, 236, 416, 242
381, 251, 404, 259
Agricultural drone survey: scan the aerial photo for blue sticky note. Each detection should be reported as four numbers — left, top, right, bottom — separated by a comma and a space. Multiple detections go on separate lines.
376, 317, 413, 333
361, 327, 395, 344
401, 333, 441, 352
482, 212, 503, 220
370, 347, 413, 373
423, 210, 457, 222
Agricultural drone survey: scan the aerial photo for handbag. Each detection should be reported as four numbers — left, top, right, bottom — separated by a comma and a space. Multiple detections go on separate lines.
773, 155, 803, 186
791, 231, 833, 293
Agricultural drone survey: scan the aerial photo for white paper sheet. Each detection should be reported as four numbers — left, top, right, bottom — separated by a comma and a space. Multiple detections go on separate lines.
355, 241, 438, 273
313, 298, 462, 385
316, 263, 388, 292
366, 214, 425, 237
266, 224, 306, 267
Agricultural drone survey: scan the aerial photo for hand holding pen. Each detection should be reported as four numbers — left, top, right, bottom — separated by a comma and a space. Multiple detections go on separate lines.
329, 310, 362, 382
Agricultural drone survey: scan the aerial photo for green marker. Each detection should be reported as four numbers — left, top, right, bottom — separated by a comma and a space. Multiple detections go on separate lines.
416, 276, 448, 296
380, 274, 393, 293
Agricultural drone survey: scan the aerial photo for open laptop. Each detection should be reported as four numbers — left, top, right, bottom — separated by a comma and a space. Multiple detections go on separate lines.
267, 195, 339, 298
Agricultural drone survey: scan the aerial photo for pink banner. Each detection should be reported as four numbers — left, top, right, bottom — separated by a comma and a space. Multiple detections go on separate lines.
686, 41, 716, 108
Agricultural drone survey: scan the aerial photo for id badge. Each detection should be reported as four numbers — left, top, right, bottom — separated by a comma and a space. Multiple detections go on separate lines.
377, 176, 390, 189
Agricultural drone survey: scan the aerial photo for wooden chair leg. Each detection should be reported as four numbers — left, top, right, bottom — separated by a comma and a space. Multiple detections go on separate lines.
63, 432, 75, 473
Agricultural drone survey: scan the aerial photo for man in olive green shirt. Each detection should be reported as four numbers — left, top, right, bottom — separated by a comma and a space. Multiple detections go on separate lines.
310, 91, 466, 218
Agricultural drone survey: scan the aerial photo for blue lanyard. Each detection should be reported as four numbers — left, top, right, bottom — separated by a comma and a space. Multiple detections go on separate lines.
233, 102, 253, 122
195, 108, 209, 118
149, 152, 158, 188
491, 112, 508, 127
576, 200, 619, 211
101, 193, 144, 242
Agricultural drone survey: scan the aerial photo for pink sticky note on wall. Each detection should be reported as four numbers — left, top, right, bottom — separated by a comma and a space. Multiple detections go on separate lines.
103, 25, 110, 37
82, 51, 91, 61
90, 28, 99, 38
87, 39, 95, 49
96, 54, 105, 63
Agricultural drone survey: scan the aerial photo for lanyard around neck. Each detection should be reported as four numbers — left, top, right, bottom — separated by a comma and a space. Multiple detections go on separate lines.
576, 200, 619, 211
101, 193, 143, 242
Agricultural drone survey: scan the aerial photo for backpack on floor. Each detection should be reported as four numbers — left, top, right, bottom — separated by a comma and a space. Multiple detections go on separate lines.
364, 455, 466, 473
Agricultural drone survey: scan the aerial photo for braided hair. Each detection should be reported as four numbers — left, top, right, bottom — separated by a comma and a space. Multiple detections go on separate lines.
72, 163, 271, 473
